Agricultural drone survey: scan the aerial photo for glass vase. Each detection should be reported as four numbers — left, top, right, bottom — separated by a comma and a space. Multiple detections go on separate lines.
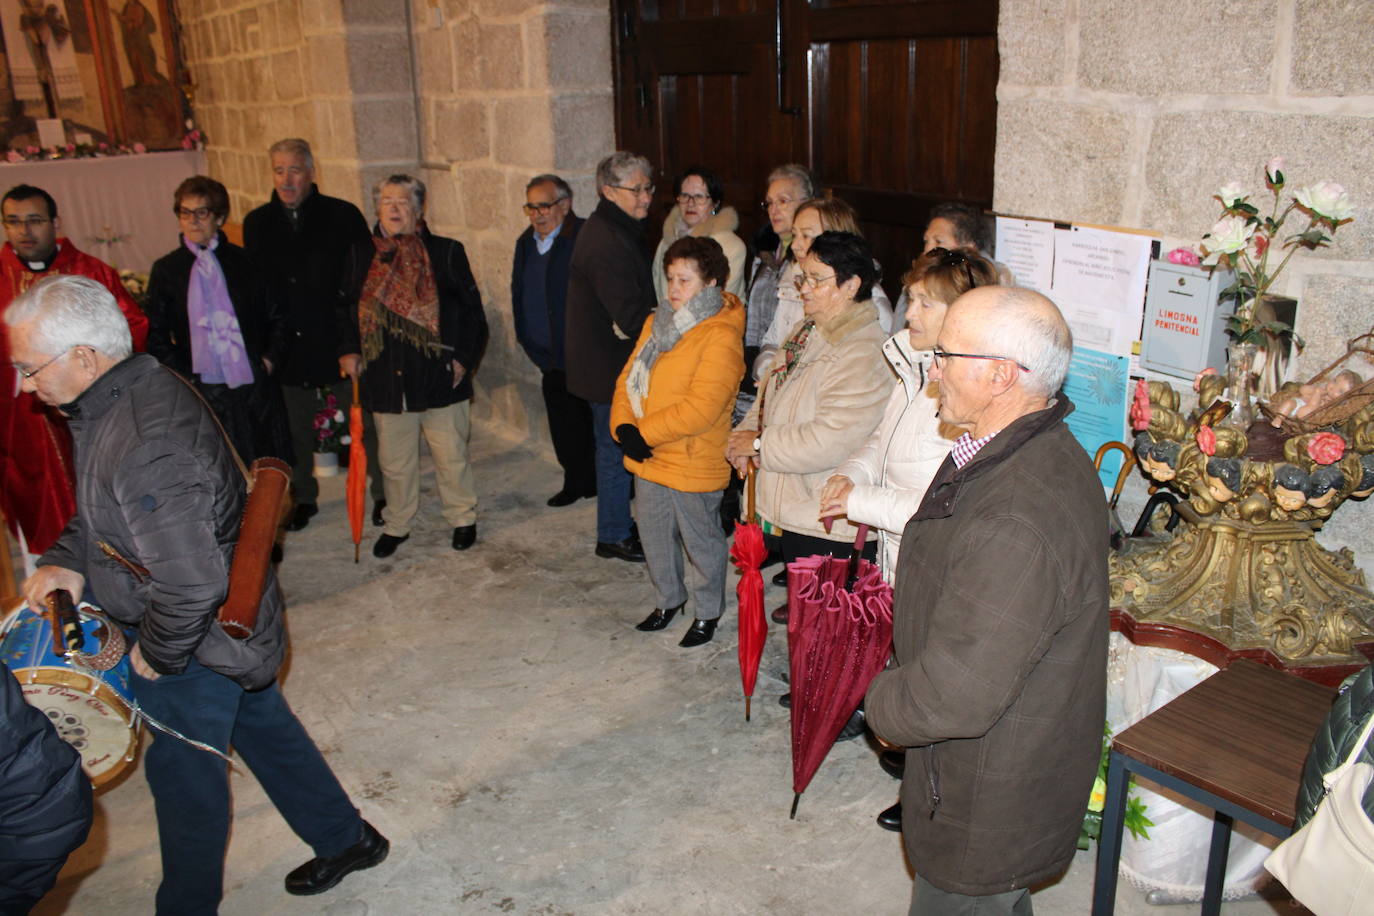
1224, 341, 1257, 429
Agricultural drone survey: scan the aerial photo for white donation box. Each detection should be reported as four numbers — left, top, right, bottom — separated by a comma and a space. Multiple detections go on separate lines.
1139, 261, 1235, 380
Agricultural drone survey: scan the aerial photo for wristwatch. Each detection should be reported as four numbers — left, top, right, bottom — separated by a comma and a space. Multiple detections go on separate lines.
752, 436, 762, 453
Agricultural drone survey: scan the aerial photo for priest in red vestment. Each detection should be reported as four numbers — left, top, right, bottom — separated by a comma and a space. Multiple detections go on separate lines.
0, 184, 149, 556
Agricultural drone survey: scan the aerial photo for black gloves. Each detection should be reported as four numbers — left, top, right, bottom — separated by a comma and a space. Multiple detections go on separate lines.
616, 424, 654, 462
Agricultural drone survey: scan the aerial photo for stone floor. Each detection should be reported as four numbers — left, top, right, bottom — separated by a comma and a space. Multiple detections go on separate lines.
33, 420, 1300, 915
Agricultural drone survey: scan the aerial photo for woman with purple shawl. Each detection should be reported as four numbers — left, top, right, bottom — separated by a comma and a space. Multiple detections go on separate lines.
145, 175, 293, 465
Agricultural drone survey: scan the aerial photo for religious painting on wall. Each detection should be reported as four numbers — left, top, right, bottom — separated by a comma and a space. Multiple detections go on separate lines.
0, 0, 192, 155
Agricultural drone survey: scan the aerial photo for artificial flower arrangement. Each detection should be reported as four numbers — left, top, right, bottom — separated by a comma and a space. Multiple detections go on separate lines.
4, 120, 206, 163
313, 390, 349, 455
118, 269, 149, 308
1197, 157, 1354, 347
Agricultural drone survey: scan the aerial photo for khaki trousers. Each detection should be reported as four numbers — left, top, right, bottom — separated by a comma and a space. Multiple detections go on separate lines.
373, 400, 477, 536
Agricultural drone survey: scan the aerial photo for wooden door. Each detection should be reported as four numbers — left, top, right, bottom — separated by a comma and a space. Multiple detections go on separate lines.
611, 0, 999, 299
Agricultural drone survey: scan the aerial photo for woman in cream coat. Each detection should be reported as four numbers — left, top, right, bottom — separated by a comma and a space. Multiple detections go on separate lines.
652, 166, 747, 302
727, 231, 894, 614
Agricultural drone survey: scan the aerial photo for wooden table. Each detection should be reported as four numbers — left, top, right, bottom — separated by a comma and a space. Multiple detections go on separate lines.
1091, 659, 1335, 915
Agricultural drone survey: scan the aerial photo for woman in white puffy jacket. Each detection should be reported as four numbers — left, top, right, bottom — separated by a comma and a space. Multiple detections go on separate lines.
818, 247, 999, 582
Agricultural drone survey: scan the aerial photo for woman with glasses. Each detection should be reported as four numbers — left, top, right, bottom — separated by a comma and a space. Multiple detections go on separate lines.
754, 196, 896, 383
145, 176, 293, 465
818, 245, 997, 831
727, 231, 894, 623
612, 236, 744, 647
651, 166, 747, 303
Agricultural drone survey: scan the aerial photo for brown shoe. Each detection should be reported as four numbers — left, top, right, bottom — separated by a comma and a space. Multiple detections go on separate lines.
770, 603, 789, 624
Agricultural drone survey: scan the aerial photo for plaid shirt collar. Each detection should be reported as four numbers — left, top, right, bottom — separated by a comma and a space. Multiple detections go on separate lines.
950, 431, 996, 469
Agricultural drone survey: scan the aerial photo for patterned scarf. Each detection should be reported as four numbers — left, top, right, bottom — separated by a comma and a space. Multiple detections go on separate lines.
757, 317, 815, 431
185, 236, 253, 388
625, 286, 723, 417
358, 233, 441, 364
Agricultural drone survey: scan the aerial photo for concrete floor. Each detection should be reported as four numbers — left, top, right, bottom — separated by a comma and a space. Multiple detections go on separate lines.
33, 420, 1300, 915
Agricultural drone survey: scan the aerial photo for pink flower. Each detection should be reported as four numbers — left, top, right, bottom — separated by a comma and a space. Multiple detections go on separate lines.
1248, 233, 1269, 259
1129, 378, 1152, 431
24, 145, 38, 154
1192, 366, 1218, 393
1196, 426, 1217, 456
1167, 246, 1201, 267
133, 143, 146, 154
181, 136, 194, 150
1307, 432, 1346, 465
5, 150, 21, 163
64, 144, 75, 153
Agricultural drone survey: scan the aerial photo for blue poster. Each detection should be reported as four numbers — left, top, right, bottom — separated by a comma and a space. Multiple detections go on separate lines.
1063, 347, 1131, 490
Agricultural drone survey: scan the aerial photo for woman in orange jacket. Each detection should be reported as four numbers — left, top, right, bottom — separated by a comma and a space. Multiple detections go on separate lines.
611, 236, 745, 647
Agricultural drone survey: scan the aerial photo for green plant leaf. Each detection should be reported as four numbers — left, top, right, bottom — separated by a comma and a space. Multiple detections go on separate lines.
1124, 797, 1155, 841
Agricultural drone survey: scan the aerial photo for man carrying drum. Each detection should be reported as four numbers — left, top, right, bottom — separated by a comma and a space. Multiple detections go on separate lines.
8, 275, 389, 914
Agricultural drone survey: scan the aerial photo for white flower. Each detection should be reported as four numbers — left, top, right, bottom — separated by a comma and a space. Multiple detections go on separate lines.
1217, 182, 1249, 207
334, 409, 345, 422
1201, 215, 1255, 264
1265, 156, 1286, 184
1295, 181, 1355, 222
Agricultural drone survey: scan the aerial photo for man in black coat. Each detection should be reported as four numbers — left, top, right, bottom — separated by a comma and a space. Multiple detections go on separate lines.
243, 138, 384, 532
0, 660, 92, 913
10, 275, 388, 913
564, 152, 658, 562
510, 173, 595, 507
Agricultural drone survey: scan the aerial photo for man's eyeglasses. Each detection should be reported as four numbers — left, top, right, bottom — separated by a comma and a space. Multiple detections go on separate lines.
611, 184, 655, 197
176, 206, 214, 221
676, 193, 711, 205
3, 216, 51, 229
522, 200, 565, 214
931, 346, 1030, 373
16, 345, 78, 380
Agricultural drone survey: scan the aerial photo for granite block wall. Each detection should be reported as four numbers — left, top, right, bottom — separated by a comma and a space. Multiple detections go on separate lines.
996, 0, 1374, 573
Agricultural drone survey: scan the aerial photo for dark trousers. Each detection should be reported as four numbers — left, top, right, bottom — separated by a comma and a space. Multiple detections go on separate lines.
541, 369, 596, 495
131, 659, 362, 916
282, 380, 384, 507
779, 529, 877, 566
589, 401, 634, 543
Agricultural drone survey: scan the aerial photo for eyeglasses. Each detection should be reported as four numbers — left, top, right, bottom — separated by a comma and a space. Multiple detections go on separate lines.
522, 200, 564, 214
16, 345, 78, 380
931, 346, 1030, 373
176, 206, 214, 221
762, 197, 796, 211
676, 193, 712, 205
611, 184, 654, 197
3, 216, 51, 229
795, 272, 836, 291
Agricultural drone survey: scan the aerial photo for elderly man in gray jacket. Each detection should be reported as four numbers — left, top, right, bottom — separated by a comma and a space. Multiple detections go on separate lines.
10, 275, 388, 914
866, 286, 1108, 916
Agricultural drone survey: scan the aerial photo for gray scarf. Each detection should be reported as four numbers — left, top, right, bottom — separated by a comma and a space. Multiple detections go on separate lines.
625, 285, 724, 417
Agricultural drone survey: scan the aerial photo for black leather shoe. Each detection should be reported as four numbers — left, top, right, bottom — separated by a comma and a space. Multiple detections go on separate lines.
285, 820, 389, 896
879, 749, 906, 780
372, 533, 408, 558
546, 490, 579, 507
836, 705, 866, 742
286, 503, 318, 532
772, 568, 788, 587
876, 802, 902, 832
778, 691, 792, 709
271, 543, 283, 564
636, 603, 684, 631
595, 537, 645, 562
452, 525, 476, 550
371, 500, 386, 527
678, 618, 717, 647
770, 603, 789, 624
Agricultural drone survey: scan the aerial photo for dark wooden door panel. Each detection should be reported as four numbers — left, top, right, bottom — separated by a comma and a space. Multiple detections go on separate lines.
612, 0, 998, 297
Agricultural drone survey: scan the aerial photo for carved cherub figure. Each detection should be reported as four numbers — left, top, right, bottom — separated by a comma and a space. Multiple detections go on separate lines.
1272, 464, 1310, 512
1205, 457, 1243, 503
1305, 465, 1346, 509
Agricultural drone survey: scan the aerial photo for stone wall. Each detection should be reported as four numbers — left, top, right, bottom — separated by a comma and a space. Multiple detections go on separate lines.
996, 0, 1374, 569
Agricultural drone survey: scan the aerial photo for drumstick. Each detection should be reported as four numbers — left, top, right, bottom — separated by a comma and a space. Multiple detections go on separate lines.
45, 589, 84, 656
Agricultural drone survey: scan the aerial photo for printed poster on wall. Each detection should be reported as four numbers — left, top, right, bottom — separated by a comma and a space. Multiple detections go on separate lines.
1063, 348, 1132, 490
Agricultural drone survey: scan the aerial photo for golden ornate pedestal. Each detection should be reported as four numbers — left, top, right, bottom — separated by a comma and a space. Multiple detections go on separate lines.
1111, 504, 1374, 681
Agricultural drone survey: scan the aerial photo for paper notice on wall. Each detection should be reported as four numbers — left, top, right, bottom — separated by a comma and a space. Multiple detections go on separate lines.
1051, 225, 1152, 359
993, 217, 1055, 293
1062, 347, 1131, 490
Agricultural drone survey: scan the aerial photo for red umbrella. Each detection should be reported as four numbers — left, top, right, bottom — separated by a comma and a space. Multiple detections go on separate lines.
786, 523, 893, 818
346, 376, 367, 563
730, 468, 768, 720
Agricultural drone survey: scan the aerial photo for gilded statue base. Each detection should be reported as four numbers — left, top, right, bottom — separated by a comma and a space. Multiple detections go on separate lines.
1110, 505, 1374, 678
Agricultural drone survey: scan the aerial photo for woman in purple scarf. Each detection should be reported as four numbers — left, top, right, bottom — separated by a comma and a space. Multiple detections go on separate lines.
145, 176, 293, 465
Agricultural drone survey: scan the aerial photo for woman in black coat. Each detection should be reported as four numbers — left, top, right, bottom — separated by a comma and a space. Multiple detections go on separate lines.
145, 176, 293, 465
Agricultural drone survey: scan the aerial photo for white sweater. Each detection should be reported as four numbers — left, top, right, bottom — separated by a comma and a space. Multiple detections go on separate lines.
832, 332, 960, 581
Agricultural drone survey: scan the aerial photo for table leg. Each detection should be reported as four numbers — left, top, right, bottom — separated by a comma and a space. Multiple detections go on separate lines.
1091, 749, 1130, 916
1201, 811, 1232, 916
